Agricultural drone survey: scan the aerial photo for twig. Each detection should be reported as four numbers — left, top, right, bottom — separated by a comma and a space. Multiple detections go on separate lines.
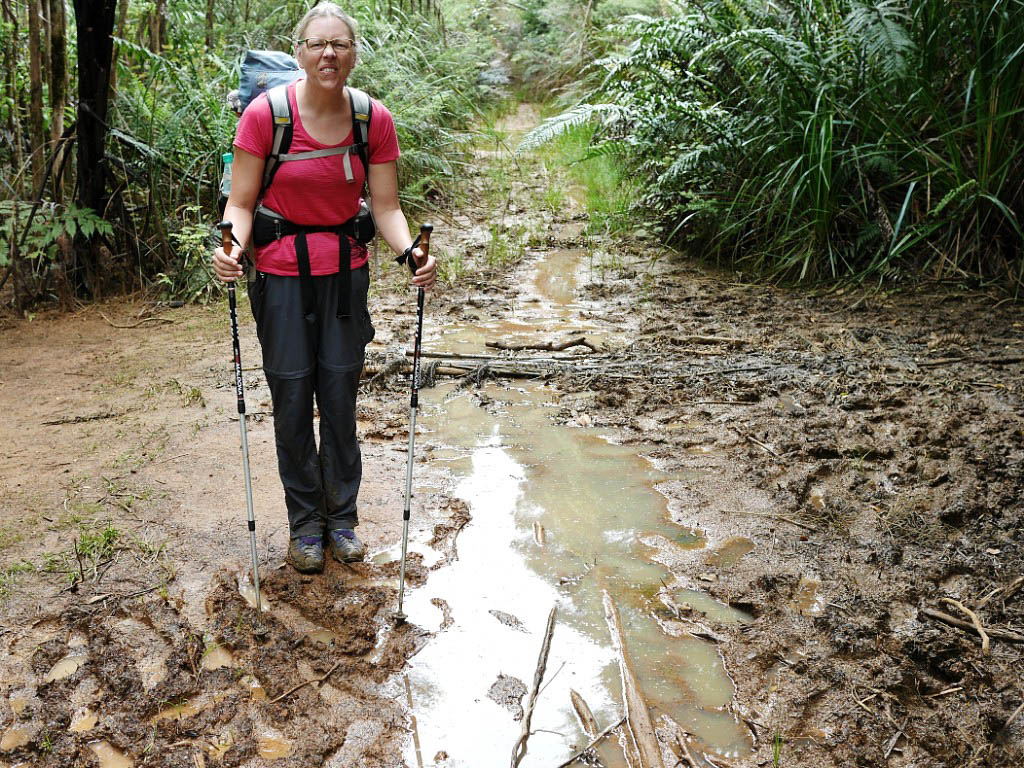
920, 608, 1024, 644
553, 716, 626, 768
676, 335, 746, 346
487, 336, 598, 353
976, 576, 1024, 611
674, 734, 700, 767
940, 598, 990, 654
43, 411, 123, 426
98, 311, 175, 329
269, 660, 343, 705
73, 539, 86, 585
733, 429, 780, 457
511, 605, 558, 768
1003, 701, 1024, 732
724, 508, 817, 532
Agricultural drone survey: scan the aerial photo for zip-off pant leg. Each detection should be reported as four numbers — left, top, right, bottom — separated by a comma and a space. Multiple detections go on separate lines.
249, 266, 374, 539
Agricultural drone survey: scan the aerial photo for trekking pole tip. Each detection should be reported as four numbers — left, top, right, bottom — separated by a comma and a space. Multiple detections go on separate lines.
391, 610, 408, 625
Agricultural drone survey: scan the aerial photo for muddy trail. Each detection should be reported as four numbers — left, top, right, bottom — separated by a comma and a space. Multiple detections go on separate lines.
2, 104, 1024, 768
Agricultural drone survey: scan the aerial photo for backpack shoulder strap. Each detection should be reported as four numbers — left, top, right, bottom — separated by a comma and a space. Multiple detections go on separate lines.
261, 83, 294, 194
347, 87, 373, 191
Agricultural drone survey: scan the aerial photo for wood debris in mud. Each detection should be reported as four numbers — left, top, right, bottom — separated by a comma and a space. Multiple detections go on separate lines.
511, 605, 558, 768
602, 591, 665, 768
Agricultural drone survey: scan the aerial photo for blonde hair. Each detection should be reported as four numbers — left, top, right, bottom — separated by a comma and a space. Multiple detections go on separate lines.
293, 2, 358, 45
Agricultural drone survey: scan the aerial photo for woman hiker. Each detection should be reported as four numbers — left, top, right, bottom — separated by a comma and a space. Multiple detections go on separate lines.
212, 2, 436, 573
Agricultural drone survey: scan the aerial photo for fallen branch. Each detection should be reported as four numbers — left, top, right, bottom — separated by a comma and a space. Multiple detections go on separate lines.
269, 660, 343, 705
940, 598, 990, 654
43, 411, 123, 426
98, 311, 175, 329
511, 605, 558, 768
920, 608, 1024, 644
676, 335, 746, 346
553, 715, 627, 768
603, 591, 665, 768
488, 336, 598, 353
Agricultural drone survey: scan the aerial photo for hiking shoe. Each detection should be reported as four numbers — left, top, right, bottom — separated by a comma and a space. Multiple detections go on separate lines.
287, 535, 325, 574
327, 529, 366, 563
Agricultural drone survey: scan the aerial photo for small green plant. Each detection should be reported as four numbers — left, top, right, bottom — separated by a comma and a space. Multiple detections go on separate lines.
0, 561, 36, 601
485, 223, 526, 270
437, 246, 467, 286
157, 206, 223, 305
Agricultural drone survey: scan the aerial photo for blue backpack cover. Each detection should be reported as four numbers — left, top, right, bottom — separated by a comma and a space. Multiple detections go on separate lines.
237, 50, 302, 111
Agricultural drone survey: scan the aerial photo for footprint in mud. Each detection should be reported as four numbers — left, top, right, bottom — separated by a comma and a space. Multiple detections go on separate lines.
1, 565, 433, 767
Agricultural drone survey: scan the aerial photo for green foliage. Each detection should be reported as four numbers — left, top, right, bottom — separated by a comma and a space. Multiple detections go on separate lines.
519, 0, 1024, 290
0, 203, 111, 268
158, 206, 222, 304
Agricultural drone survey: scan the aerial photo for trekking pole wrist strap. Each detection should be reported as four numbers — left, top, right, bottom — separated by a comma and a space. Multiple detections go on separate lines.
395, 234, 422, 277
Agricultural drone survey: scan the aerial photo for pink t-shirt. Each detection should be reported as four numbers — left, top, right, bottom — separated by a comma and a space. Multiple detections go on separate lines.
233, 81, 401, 276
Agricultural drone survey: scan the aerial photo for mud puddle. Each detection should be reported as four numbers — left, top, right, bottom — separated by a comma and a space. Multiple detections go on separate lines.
396, 247, 751, 764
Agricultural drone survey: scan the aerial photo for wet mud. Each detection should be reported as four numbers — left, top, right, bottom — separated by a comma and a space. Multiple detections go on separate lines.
2, 102, 1023, 767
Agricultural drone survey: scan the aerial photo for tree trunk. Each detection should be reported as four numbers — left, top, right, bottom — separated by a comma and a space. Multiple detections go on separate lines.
48, 0, 67, 201
149, 0, 166, 52
110, 0, 129, 94
27, 0, 45, 194
205, 0, 215, 50
72, 0, 118, 295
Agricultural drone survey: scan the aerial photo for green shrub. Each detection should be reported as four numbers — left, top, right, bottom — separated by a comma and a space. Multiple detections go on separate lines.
520, 0, 1024, 289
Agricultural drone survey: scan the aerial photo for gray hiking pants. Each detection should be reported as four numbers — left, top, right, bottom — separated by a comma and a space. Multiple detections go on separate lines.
248, 265, 374, 538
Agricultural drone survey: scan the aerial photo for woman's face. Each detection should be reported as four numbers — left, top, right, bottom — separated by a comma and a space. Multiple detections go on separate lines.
296, 16, 355, 90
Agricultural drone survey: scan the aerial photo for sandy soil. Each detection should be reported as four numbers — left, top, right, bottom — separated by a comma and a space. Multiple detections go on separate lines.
2, 104, 1023, 767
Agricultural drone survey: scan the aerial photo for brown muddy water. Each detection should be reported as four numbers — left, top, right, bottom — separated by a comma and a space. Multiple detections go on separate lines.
389, 247, 752, 764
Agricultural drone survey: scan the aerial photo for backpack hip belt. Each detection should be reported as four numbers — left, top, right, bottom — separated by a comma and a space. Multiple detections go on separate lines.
253, 204, 367, 321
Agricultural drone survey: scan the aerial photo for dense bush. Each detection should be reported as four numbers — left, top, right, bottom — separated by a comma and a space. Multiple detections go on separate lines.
521, 0, 1024, 289
2, 0, 492, 305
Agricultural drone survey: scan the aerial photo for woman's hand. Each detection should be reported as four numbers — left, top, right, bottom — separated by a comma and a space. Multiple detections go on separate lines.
411, 247, 437, 290
212, 245, 244, 282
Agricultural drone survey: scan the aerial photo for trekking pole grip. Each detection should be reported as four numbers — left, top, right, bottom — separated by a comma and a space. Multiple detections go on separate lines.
217, 220, 233, 256
419, 223, 432, 259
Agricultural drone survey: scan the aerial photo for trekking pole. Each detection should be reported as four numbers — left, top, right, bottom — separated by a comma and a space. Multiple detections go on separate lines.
394, 223, 432, 625
217, 221, 262, 614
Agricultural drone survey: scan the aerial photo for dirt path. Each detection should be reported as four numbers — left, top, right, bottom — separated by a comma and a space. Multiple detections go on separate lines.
3, 103, 1024, 767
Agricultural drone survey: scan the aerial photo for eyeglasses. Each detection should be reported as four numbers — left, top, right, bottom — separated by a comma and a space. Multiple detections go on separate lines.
299, 37, 354, 52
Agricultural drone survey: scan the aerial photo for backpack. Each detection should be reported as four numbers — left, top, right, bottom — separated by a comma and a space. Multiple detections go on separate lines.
218, 50, 373, 212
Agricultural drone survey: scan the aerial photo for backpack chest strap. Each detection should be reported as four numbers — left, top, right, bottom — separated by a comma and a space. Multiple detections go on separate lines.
276, 144, 364, 183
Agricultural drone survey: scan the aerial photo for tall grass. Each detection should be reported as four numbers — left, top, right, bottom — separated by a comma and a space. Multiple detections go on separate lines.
519, 0, 1024, 290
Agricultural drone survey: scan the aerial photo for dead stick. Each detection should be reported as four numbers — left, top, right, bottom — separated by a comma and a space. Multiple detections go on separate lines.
553, 716, 627, 768
676, 335, 746, 345
269, 660, 343, 705
570, 689, 599, 738
940, 598, 990, 654
1003, 701, 1024, 731
603, 591, 664, 768
99, 311, 175, 329
511, 605, 558, 768
977, 575, 1024, 611
674, 734, 700, 768
487, 337, 598, 353
920, 608, 1024, 644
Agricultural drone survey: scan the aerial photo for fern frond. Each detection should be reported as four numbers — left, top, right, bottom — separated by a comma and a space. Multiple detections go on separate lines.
516, 104, 624, 154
